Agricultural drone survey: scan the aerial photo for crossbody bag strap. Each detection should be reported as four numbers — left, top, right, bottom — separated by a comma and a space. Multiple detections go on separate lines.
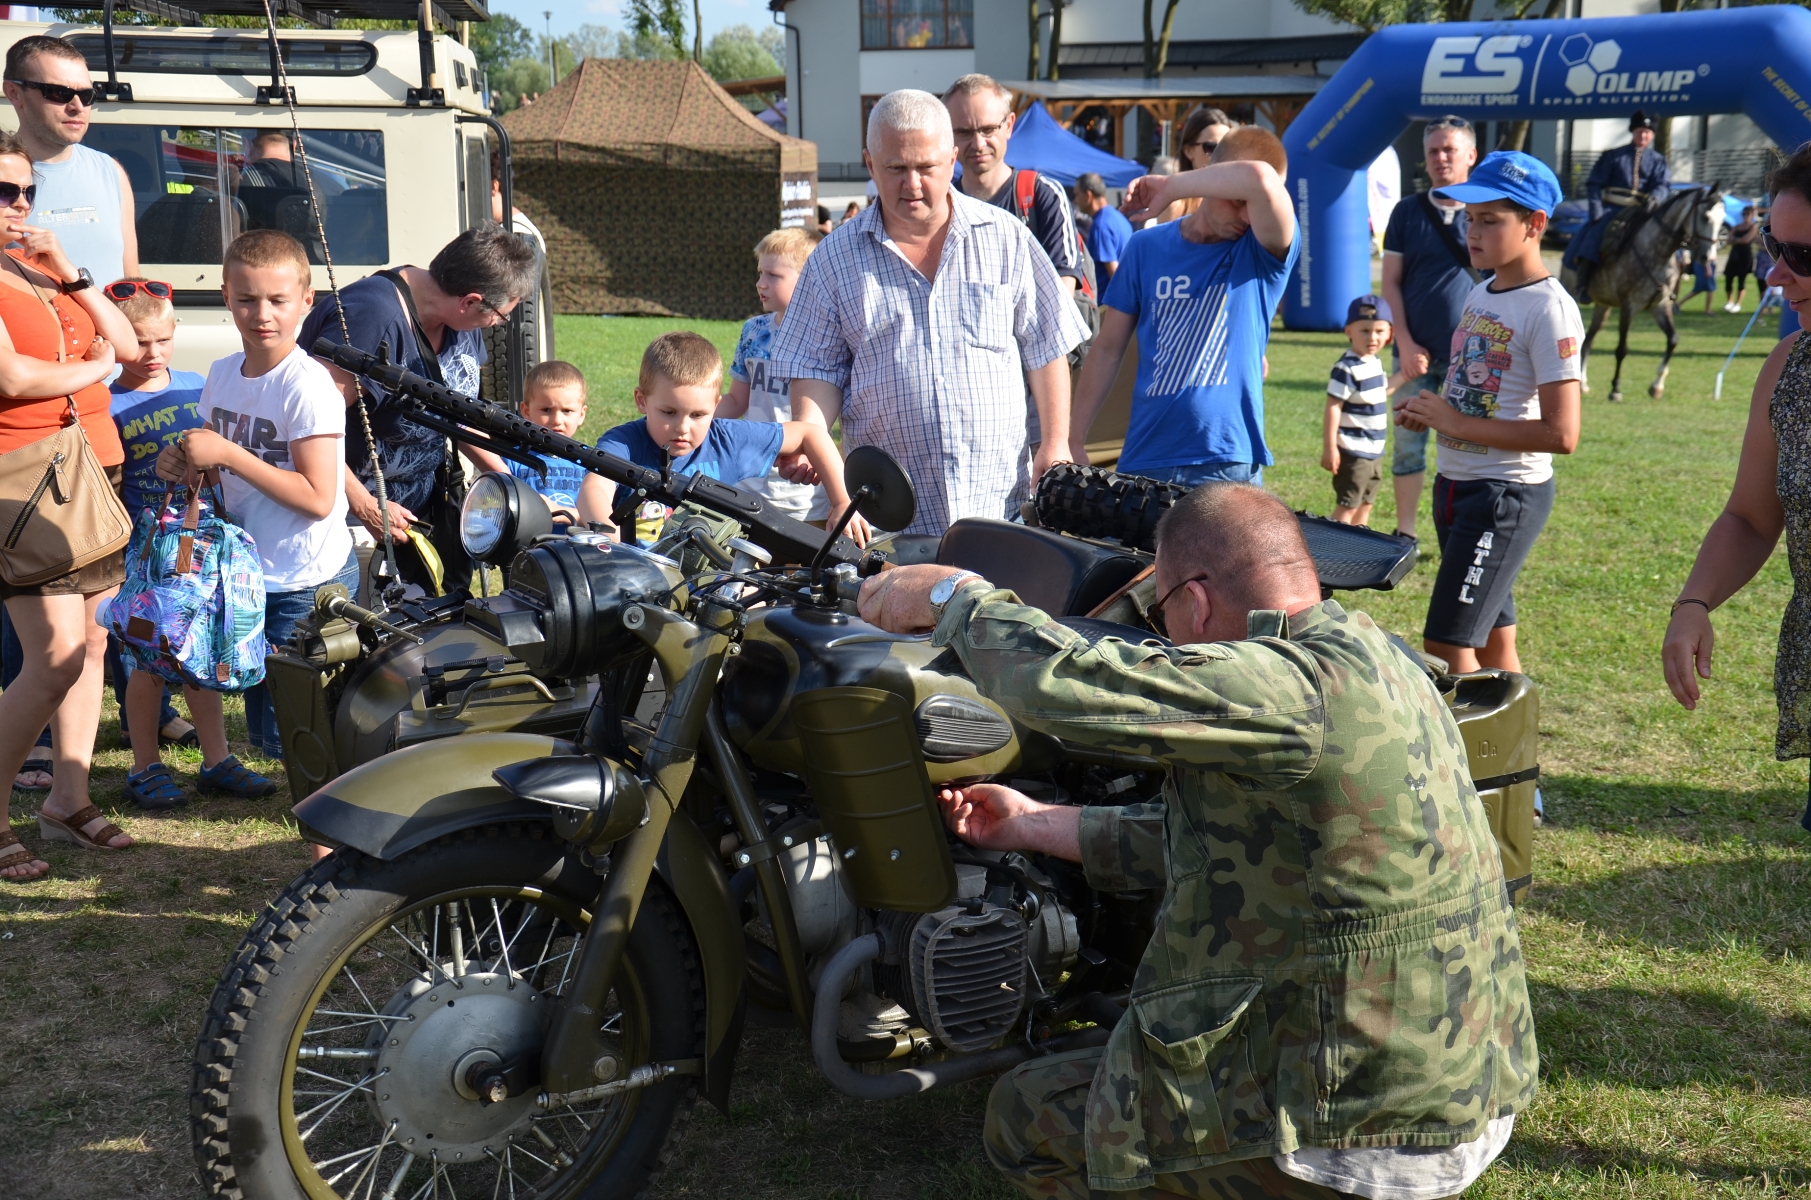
6, 253, 89, 434
1421, 194, 1483, 284
375, 267, 446, 385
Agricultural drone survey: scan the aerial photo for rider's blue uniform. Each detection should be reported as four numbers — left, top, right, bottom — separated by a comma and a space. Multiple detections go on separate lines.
1568, 144, 1672, 266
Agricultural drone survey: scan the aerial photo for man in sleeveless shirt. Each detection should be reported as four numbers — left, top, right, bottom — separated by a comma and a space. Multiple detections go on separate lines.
3, 36, 137, 284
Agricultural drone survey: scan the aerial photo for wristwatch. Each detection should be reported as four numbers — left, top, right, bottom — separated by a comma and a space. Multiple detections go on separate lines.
929, 570, 983, 621
60, 267, 92, 295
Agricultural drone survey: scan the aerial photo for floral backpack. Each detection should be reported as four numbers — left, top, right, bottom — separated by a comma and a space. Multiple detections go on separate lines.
100, 475, 269, 691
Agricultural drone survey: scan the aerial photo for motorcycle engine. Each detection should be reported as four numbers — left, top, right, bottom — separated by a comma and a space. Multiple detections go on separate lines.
872, 901, 1028, 1052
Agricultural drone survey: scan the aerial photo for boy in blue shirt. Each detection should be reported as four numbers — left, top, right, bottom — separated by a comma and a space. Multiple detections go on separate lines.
596, 331, 866, 547
507, 359, 595, 525
109, 277, 274, 807
1067, 127, 1298, 485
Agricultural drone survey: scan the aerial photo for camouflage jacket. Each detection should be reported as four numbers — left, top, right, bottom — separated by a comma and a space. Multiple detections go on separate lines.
933, 588, 1539, 1192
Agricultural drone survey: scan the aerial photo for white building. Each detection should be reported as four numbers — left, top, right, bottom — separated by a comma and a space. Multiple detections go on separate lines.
770, 0, 1778, 200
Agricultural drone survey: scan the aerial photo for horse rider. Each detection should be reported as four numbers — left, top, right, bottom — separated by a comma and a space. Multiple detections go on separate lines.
1568, 110, 1672, 298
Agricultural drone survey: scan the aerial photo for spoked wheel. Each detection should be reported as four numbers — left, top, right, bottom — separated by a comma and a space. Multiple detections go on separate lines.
192, 825, 703, 1200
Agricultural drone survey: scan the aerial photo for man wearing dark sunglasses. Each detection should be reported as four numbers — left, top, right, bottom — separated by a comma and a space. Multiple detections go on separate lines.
857, 481, 1535, 1200
2, 36, 138, 285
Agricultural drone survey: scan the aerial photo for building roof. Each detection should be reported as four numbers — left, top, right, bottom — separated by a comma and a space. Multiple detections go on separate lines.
1000, 75, 1327, 102
503, 57, 815, 174
49, 0, 490, 26
1059, 32, 1367, 72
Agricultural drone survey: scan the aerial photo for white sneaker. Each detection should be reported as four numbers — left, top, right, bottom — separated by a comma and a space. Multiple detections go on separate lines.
1725, 302, 1740, 313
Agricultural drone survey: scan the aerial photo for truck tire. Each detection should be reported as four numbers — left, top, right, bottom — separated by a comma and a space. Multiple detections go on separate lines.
191, 824, 703, 1200
483, 262, 556, 407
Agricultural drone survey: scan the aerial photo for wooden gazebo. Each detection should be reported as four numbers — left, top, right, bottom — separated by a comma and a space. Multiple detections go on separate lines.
998, 76, 1326, 157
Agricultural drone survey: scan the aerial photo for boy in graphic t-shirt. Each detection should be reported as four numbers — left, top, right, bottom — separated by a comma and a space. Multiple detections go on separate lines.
158, 230, 355, 762
1394, 151, 1584, 678
595, 331, 864, 547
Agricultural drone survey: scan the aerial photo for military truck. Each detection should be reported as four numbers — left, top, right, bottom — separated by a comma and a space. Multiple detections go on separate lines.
0, 0, 552, 405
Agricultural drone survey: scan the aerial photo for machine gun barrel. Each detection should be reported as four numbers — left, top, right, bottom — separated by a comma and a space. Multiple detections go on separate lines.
313, 339, 860, 567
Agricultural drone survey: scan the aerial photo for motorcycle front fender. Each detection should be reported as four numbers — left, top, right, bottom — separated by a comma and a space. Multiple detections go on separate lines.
293, 732, 571, 859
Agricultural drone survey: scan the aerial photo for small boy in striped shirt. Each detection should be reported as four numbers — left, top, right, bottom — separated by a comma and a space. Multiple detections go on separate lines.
1322, 294, 1419, 527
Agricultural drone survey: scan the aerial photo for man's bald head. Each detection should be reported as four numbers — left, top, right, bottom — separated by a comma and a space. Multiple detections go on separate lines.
1154, 484, 1321, 611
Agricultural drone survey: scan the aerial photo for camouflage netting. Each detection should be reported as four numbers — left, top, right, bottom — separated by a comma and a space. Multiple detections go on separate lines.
503, 59, 818, 320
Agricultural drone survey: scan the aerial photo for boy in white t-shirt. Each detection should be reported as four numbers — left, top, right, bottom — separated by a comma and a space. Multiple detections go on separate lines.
1394, 151, 1584, 678
719, 226, 828, 522
157, 229, 355, 761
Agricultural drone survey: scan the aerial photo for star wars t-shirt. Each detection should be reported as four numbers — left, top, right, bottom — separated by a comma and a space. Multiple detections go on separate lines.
1437, 276, 1584, 485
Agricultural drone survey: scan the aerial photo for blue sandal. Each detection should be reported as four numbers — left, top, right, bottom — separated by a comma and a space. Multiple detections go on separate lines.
199, 755, 277, 799
124, 762, 189, 811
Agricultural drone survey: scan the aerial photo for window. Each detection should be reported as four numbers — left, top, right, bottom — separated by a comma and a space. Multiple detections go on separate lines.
83, 125, 388, 266
66, 34, 377, 76
860, 0, 972, 50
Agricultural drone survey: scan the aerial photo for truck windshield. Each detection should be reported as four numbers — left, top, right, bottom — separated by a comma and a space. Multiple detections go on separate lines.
81, 125, 388, 267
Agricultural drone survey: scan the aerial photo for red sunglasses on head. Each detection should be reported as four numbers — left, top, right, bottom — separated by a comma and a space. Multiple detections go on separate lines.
103, 279, 174, 301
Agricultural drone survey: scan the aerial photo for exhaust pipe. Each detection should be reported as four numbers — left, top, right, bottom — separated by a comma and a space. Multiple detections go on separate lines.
809, 933, 1109, 1100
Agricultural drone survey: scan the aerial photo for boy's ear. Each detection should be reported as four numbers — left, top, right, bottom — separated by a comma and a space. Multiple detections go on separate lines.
632, 388, 648, 413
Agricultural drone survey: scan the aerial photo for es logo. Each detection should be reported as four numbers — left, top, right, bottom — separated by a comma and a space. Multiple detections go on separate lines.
1421, 35, 1531, 99
1557, 34, 1702, 97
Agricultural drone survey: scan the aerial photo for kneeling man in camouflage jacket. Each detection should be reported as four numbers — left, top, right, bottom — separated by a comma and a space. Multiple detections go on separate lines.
859, 483, 1537, 1200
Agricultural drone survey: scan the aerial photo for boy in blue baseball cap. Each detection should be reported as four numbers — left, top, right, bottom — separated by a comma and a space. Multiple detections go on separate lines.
1393, 149, 1583, 688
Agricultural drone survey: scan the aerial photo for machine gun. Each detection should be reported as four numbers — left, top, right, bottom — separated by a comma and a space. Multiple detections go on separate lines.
312, 339, 865, 569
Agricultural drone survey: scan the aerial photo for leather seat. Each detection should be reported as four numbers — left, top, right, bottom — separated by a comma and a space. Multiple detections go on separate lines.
936, 518, 1145, 617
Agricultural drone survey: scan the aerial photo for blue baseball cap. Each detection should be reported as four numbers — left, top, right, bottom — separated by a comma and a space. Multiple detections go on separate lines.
1432, 150, 1563, 217
1345, 293, 1393, 326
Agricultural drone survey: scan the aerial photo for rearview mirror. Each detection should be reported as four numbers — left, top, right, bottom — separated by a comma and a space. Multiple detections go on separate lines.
844, 445, 915, 532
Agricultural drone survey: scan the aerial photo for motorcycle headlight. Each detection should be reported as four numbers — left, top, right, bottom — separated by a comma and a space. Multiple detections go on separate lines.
460, 471, 551, 566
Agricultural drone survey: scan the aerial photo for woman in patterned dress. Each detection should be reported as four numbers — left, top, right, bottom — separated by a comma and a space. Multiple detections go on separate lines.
1664, 143, 1811, 826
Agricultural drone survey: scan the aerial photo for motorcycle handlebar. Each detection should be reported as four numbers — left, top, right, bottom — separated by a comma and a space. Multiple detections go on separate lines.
312, 338, 865, 569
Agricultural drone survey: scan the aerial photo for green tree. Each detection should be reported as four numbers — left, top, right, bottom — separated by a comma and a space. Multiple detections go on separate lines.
627, 0, 688, 60
490, 56, 550, 113
470, 11, 534, 77
1142, 0, 1180, 79
701, 24, 780, 81
563, 23, 617, 63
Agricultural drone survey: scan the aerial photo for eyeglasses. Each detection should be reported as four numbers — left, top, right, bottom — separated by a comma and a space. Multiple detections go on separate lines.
1150, 574, 1207, 638
1763, 225, 1811, 278
7, 79, 96, 107
1425, 116, 1473, 130
103, 279, 173, 301
952, 123, 1006, 142
0, 181, 35, 207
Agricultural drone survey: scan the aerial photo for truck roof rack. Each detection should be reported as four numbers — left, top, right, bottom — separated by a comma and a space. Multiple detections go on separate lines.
47, 0, 492, 31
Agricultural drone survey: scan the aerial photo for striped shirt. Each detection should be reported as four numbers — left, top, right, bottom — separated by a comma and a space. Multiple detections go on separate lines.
767, 189, 1089, 535
1327, 350, 1389, 460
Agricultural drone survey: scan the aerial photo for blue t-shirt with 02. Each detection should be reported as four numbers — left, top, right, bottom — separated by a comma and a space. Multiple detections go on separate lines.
507, 452, 589, 516
1101, 222, 1298, 474
110, 369, 206, 517
597, 416, 785, 545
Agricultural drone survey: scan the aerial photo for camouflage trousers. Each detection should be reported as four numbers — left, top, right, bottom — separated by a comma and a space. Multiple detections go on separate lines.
983, 1048, 1447, 1200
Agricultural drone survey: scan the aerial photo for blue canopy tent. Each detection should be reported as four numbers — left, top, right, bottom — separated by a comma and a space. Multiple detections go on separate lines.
1003, 103, 1143, 188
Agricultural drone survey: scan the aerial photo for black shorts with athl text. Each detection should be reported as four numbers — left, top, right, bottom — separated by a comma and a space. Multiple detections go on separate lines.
1424, 474, 1556, 649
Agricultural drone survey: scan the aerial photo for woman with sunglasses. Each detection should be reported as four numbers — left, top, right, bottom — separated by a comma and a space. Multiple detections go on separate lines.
1171, 108, 1235, 222
1664, 142, 1811, 833
0, 130, 147, 880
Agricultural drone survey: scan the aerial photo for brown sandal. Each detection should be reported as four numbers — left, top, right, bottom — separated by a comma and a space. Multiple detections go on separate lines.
37, 804, 129, 851
0, 824, 47, 879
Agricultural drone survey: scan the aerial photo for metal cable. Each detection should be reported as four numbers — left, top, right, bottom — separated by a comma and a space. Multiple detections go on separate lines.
260, 0, 397, 581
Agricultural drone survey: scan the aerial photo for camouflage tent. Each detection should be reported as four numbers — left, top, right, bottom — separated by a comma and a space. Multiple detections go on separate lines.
502, 59, 818, 320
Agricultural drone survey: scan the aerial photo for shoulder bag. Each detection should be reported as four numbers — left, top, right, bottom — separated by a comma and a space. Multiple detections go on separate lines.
0, 259, 131, 586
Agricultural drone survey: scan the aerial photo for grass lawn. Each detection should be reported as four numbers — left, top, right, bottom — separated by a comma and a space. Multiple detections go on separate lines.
3, 305, 1808, 1197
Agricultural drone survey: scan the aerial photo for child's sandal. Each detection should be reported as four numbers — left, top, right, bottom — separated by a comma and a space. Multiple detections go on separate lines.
198, 755, 277, 800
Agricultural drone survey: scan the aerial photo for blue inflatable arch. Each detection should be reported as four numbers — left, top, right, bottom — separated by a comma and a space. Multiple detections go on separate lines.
1282, 6, 1811, 329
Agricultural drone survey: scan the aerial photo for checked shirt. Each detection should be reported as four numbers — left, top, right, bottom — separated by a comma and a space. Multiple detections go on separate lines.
767, 189, 1087, 535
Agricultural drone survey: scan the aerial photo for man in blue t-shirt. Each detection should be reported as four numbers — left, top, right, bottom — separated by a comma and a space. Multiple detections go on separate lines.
1075, 173, 1134, 283
1068, 128, 1298, 486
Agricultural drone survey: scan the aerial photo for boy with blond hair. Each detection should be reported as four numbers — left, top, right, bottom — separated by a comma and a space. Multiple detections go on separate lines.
112, 276, 274, 805
720, 227, 827, 522
596, 330, 866, 546
158, 229, 355, 761
507, 359, 594, 524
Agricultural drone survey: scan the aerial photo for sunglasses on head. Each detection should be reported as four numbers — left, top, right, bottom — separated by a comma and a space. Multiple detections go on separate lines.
7, 79, 96, 107
0, 181, 35, 207
103, 279, 174, 301
1763, 225, 1811, 278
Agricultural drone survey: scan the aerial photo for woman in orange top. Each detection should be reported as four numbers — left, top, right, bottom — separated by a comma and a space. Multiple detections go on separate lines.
0, 130, 146, 880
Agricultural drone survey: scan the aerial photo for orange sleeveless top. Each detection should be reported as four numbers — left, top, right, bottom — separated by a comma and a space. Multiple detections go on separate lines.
0, 249, 123, 465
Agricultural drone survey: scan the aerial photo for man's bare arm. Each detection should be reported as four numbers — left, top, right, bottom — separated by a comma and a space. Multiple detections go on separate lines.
1066, 306, 1135, 463
1123, 161, 1295, 258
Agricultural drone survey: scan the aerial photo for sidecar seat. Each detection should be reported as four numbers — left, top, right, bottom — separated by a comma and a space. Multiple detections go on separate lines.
936, 518, 1145, 617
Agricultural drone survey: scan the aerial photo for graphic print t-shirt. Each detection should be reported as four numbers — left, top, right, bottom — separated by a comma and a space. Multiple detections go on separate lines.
1101, 222, 1299, 473
507, 453, 588, 515
597, 417, 785, 546
200, 347, 352, 591
730, 312, 827, 521
110, 369, 206, 516
1437, 277, 1585, 485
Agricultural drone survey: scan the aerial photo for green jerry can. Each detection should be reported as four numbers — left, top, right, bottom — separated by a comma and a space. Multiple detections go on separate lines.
1444, 670, 1539, 906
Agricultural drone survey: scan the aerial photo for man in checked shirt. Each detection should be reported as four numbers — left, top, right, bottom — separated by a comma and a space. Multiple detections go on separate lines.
767, 89, 1090, 537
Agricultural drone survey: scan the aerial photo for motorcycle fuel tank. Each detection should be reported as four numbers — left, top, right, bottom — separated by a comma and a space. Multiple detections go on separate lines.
719, 605, 1060, 783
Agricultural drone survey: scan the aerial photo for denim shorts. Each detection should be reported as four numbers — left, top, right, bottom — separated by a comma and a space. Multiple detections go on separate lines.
1391, 367, 1445, 477
1131, 462, 1264, 488
1424, 474, 1555, 649
243, 550, 361, 758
